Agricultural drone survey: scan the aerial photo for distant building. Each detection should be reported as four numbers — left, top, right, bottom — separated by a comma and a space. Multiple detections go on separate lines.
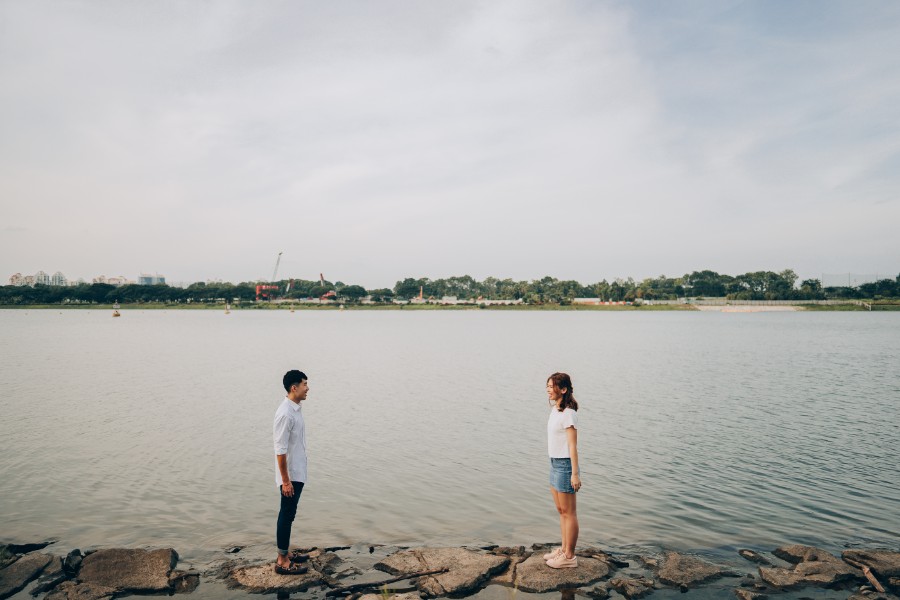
8, 273, 24, 286
34, 271, 50, 285
107, 276, 130, 287
477, 299, 523, 306
139, 273, 166, 285
93, 275, 108, 284
23, 275, 35, 286
573, 298, 627, 306
573, 298, 602, 305
51, 271, 67, 286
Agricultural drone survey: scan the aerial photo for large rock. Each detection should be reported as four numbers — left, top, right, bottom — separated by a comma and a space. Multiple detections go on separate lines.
657, 552, 729, 588
358, 593, 421, 600
772, 544, 832, 564
844, 550, 900, 578
30, 555, 67, 595
227, 563, 324, 594
0, 552, 52, 599
759, 561, 858, 588
734, 590, 767, 600
757, 567, 801, 589
488, 548, 530, 586
0, 548, 16, 570
738, 550, 772, 566
512, 554, 609, 593
376, 547, 508, 597
609, 576, 654, 598
63, 550, 83, 577
78, 548, 177, 593
586, 584, 610, 599
44, 581, 117, 600
847, 593, 900, 600
4, 542, 53, 555
759, 545, 859, 589
312, 551, 343, 575
168, 569, 200, 594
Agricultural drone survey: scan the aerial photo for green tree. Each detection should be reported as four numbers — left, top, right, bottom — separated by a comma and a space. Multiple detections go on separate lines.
340, 285, 367, 302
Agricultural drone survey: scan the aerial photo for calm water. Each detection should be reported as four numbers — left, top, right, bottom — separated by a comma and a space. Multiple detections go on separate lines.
1, 309, 898, 566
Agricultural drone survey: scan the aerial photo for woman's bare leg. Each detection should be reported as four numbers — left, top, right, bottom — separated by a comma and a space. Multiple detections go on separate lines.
551, 487, 566, 551
558, 492, 578, 558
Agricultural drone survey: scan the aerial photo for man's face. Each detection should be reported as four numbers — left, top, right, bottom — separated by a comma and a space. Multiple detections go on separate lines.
292, 380, 309, 401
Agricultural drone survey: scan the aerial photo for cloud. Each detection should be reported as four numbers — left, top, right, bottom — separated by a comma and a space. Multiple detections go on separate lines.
1, 0, 898, 286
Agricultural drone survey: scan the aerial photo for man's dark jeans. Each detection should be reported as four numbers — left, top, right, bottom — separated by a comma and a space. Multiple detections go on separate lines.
277, 481, 304, 555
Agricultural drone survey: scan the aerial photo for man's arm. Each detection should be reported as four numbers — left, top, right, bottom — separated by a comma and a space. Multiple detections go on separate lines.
276, 454, 293, 497
274, 413, 293, 496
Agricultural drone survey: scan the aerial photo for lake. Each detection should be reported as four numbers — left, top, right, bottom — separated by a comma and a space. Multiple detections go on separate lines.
1, 309, 898, 568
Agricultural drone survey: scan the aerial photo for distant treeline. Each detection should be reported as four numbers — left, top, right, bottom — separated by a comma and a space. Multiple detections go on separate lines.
1, 269, 899, 305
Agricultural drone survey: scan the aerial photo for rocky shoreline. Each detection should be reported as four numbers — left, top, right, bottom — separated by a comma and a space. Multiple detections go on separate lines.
2, 541, 898, 600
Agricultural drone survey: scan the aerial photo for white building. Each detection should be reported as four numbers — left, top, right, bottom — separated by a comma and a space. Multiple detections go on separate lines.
107, 276, 130, 286
139, 273, 166, 285
23, 275, 35, 286
93, 275, 108, 284
51, 271, 67, 286
34, 271, 50, 285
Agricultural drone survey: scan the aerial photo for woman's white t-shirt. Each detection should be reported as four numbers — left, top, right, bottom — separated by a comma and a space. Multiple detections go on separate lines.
548, 407, 578, 457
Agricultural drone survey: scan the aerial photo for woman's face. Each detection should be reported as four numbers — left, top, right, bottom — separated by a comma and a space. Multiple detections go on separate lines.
547, 380, 563, 403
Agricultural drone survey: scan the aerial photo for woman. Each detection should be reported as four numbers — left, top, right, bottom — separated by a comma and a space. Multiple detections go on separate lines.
543, 372, 581, 568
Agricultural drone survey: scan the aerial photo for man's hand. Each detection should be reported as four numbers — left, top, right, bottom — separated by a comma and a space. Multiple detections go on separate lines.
281, 481, 294, 497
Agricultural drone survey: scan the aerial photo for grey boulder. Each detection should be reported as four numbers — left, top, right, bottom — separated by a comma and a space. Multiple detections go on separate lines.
358, 593, 421, 600
0, 552, 52, 599
227, 563, 324, 594
737, 550, 772, 566
657, 552, 730, 588
376, 547, 508, 597
759, 545, 859, 589
847, 593, 900, 600
78, 548, 177, 593
608, 575, 655, 598
29, 555, 67, 595
844, 550, 900, 578
168, 569, 200, 594
44, 581, 117, 600
512, 554, 609, 593
772, 544, 834, 564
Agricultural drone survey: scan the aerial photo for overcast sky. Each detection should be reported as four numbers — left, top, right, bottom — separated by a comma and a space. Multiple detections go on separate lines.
2, 1, 898, 288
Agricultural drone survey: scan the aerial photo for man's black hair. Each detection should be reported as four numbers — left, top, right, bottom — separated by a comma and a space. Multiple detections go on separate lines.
283, 370, 308, 392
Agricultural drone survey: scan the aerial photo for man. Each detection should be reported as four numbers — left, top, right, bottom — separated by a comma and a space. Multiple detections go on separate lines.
273, 370, 311, 574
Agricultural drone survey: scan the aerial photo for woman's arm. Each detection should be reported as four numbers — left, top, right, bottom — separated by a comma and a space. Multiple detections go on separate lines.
566, 426, 581, 491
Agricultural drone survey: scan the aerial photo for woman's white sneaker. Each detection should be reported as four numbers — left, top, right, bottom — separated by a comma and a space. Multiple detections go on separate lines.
542, 547, 563, 561
546, 554, 578, 569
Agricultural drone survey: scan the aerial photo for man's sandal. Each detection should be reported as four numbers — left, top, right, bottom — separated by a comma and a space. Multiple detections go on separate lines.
274, 563, 308, 575
289, 550, 310, 563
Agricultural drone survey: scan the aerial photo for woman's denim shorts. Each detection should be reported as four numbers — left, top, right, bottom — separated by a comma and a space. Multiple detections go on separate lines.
550, 457, 575, 494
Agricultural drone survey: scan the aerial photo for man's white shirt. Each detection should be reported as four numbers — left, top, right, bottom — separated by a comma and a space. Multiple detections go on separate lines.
273, 397, 308, 486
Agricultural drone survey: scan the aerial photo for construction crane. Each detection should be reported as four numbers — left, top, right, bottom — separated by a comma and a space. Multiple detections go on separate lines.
256, 251, 284, 302
272, 251, 283, 282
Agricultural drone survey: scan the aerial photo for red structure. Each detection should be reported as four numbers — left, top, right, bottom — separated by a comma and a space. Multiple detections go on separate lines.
256, 284, 280, 301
